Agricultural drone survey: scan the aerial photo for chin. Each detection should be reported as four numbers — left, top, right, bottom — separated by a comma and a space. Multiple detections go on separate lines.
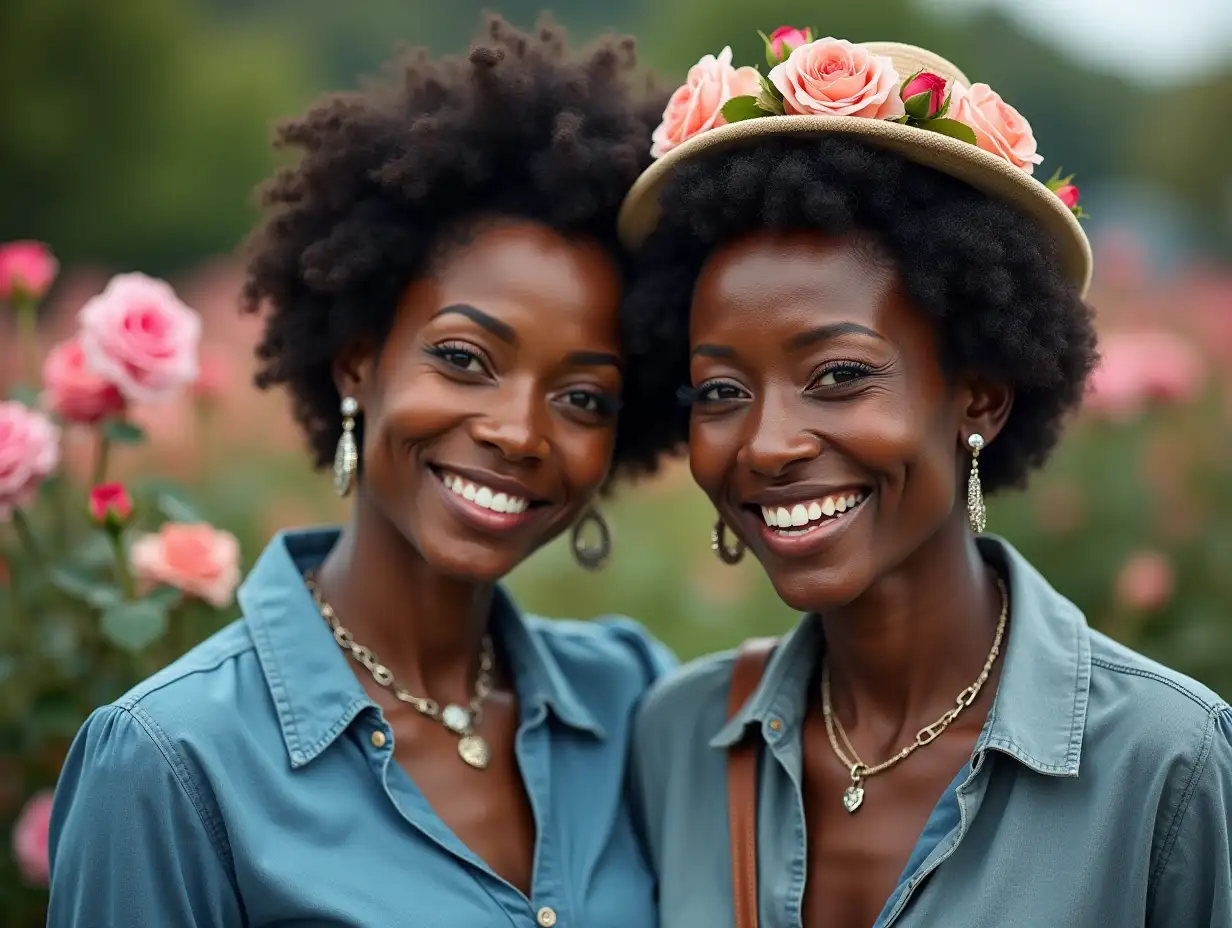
761, 558, 873, 615
413, 533, 524, 584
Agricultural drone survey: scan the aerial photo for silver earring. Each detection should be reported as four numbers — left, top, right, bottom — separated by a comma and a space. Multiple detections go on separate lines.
334, 397, 359, 498
711, 519, 745, 565
967, 433, 986, 534
571, 508, 611, 571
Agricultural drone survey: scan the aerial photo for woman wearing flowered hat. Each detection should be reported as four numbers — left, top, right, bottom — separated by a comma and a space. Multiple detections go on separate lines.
624, 32, 1230, 928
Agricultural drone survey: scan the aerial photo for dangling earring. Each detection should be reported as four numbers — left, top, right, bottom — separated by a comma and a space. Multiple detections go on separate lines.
334, 396, 359, 498
966, 433, 986, 534
711, 518, 745, 565
571, 508, 611, 571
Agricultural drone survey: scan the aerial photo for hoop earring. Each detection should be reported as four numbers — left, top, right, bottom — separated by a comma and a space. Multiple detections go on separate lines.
334, 397, 359, 498
571, 508, 611, 571
966, 433, 986, 534
711, 519, 745, 565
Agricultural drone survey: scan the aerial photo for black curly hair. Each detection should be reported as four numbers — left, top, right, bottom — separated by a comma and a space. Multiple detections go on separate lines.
623, 136, 1100, 492
240, 15, 681, 481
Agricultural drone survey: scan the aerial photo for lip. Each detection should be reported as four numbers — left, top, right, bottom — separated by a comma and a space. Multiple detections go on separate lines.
428, 463, 549, 505
741, 490, 872, 559
430, 467, 544, 534
744, 483, 871, 508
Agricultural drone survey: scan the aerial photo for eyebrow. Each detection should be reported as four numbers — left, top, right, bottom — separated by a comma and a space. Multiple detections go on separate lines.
431, 303, 516, 344
692, 344, 736, 359
785, 322, 885, 351
565, 351, 622, 370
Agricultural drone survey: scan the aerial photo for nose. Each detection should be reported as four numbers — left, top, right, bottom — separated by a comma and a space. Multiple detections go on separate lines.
469, 385, 551, 463
739, 392, 822, 478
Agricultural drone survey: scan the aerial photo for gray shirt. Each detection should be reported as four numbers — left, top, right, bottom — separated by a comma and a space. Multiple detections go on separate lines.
631, 537, 1232, 927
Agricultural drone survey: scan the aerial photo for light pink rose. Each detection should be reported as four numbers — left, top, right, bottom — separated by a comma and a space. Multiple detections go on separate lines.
949, 82, 1043, 173
0, 402, 60, 521
769, 38, 904, 120
78, 273, 202, 404
40, 336, 127, 425
0, 241, 58, 302
768, 26, 811, 60
1086, 331, 1205, 419
651, 47, 762, 158
130, 522, 241, 608
12, 790, 54, 886
1115, 550, 1175, 611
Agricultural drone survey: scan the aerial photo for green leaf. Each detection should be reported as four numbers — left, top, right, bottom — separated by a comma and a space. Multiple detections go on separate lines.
920, 118, 978, 145
759, 71, 784, 101
721, 95, 764, 124
100, 599, 168, 651
755, 72, 786, 116
157, 490, 204, 523
6, 383, 40, 407
48, 566, 122, 609
145, 584, 184, 610
757, 30, 780, 68
102, 419, 146, 445
903, 90, 935, 121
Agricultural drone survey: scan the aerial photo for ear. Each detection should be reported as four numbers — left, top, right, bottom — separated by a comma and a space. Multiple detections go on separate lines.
333, 340, 379, 409
958, 375, 1013, 449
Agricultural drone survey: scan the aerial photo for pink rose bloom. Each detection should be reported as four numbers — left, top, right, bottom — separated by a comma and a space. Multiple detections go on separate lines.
768, 26, 810, 59
769, 38, 904, 120
40, 336, 127, 425
0, 241, 58, 302
651, 47, 762, 158
1086, 331, 1205, 419
1115, 551, 1175, 612
0, 402, 60, 521
901, 71, 947, 118
12, 790, 54, 886
78, 273, 202, 404
89, 482, 134, 526
949, 82, 1043, 173
1054, 183, 1080, 209
130, 522, 241, 608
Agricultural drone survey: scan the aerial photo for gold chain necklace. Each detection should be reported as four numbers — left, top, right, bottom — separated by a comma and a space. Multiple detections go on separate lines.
304, 573, 495, 770
821, 576, 1008, 813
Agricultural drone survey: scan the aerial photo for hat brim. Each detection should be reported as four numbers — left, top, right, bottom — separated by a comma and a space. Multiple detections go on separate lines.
617, 114, 1093, 296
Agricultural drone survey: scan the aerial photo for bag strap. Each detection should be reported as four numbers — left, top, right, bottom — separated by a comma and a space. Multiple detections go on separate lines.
727, 637, 778, 928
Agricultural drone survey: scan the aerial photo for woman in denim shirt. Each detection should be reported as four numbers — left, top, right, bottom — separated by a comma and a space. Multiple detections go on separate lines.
48, 16, 679, 927
620, 35, 1231, 928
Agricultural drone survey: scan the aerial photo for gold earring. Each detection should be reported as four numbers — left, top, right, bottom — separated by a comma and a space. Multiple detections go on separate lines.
571, 508, 611, 571
966, 433, 986, 534
711, 518, 745, 565
334, 397, 359, 498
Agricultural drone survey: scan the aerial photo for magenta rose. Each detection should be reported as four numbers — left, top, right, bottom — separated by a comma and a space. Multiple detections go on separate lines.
901, 71, 947, 119
769, 38, 904, 119
0, 241, 58, 302
40, 336, 127, 425
78, 273, 202, 404
11, 791, 54, 886
768, 26, 811, 60
0, 402, 60, 521
651, 47, 762, 158
949, 82, 1043, 173
1055, 183, 1080, 209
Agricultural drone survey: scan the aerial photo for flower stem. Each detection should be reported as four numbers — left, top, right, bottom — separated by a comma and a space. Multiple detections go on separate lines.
92, 434, 112, 487
11, 508, 42, 567
108, 531, 135, 601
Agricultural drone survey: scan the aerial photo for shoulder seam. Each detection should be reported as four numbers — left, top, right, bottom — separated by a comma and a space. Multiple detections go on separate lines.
118, 705, 239, 894
117, 634, 254, 710
1148, 704, 1222, 897
1089, 657, 1223, 713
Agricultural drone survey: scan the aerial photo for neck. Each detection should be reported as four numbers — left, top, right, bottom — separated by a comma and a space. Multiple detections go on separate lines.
312, 491, 496, 700
820, 516, 1002, 740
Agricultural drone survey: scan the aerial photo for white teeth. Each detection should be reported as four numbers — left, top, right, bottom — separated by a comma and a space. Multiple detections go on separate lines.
757, 491, 870, 529
440, 471, 529, 515
790, 504, 809, 527
821, 497, 836, 517
776, 506, 791, 526
835, 497, 847, 513
846, 494, 857, 509
762, 506, 778, 527
807, 501, 822, 521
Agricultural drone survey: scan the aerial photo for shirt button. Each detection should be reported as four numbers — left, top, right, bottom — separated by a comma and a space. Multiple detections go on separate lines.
769, 718, 782, 732
370, 730, 387, 749
536, 907, 557, 926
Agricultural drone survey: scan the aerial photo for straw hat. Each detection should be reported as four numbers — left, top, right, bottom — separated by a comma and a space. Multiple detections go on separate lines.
618, 40, 1092, 295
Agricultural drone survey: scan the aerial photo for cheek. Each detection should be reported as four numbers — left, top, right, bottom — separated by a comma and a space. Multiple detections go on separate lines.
365, 371, 465, 454
687, 416, 738, 494
557, 425, 615, 497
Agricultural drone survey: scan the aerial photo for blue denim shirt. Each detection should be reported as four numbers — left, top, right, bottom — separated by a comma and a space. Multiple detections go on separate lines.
631, 537, 1232, 927
48, 528, 675, 927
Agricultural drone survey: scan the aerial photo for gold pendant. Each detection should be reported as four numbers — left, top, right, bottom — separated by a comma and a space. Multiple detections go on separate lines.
458, 734, 491, 769
842, 785, 865, 813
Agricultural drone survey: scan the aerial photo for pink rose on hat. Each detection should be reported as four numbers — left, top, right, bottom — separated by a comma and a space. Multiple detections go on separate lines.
949, 82, 1043, 173
651, 47, 761, 158
78, 273, 202, 405
770, 37, 905, 120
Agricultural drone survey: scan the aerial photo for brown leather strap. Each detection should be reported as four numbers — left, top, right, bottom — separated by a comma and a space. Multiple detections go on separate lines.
727, 637, 778, 928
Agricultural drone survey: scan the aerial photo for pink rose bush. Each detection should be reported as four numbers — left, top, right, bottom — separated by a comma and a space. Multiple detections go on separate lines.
131, 522, 241, 608
948, 82, 1042, 173
78, 273, 202, 404
770, 38, 905, 120
650, 47, 761, 157
0, 402, 60, 521
1086, 331, 1205, 419
88, 482, 134, 528
1115, 551, 1175, 612
0, 241, 58, 302
40, 337, 127, 425
11, 791, 53, 886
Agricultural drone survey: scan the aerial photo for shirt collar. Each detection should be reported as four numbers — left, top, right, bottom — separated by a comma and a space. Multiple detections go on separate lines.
239, 528, 604, 769
708, 536, 1091, 777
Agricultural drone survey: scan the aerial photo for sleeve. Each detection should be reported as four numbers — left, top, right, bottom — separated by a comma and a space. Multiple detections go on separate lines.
595, 616, 679, 686
1148, 706, 1232, 927
48, 704, 243, 927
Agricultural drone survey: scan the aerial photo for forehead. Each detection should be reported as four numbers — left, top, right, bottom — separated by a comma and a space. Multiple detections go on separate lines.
398, 220, 622, 345
690, 230, 903, 340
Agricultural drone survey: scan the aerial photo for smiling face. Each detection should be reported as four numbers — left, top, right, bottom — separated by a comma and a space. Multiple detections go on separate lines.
688, 229, 1006, 612
342, 220, 623, 582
